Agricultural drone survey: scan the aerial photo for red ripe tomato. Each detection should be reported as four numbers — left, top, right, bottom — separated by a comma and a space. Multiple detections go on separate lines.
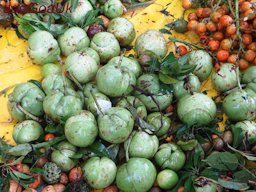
206, 22, 217, 32
217, 50, 230, 61
176, 45, 188, 56
196, 22, 207, 34
242, 34, 252, 45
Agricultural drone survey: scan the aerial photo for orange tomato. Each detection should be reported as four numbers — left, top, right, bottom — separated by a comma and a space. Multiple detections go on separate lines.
213, 32, 224, 41
244, 50, 256, 62
187, 12, 198, 21
239, 59, 249, 70
202, 8, 212, 18
196, 22, 207, 34
165, 105, 174, 113
97, 15, 110, 28
211, 11, 222, 23
182, 0, 192, 10
177, 186, 185, 192
44, 133, 55, 141
227, 54, 238, 64
196, 8, 204, 18
10, 0, 18, 7
226, 24, 236, 35
242, 34, 252, 45
220, 39, 232, 51
206, 22, 217, 32
29, 174, 42, 189
69, 167, 83, 183
208, 40, 220, 51
219, 15, 233, 27
187, 20, 198, 31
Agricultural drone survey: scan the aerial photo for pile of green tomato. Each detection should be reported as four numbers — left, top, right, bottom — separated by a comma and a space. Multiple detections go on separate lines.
6, 0, 256, 190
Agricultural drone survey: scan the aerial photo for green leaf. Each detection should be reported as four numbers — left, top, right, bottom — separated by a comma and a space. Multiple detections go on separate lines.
233, 170, 256, 183
178, 54, 189, 65
45, 124, 63, 134
231, 125, 244, 148
227, 144, 256, 161
218, 179, 249, 190
178, 64, 196, 76
205, 152, 238, 171
159, 81, 173, 94
86, 141, 110, 158
162, 52, 178, 67
184, 177, 194, 192
159, 28, 172, 34
108, 144, 119, 161
159, 73, 178, 84
30, 168, 44, 174
71, 153, 83, 159
200, 168, 220, 181
10, 170, 34, 181
71, 0, 79, 12
177, 139, 198, 151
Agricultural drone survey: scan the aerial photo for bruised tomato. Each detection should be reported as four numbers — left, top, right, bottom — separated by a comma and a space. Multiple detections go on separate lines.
208, 40, 220, 51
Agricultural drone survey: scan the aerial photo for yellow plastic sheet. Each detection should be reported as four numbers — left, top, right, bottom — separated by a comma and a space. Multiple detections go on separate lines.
0, 0, 226, 146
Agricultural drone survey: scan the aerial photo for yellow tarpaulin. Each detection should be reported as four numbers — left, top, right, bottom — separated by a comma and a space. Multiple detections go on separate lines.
0, 0, 226, 146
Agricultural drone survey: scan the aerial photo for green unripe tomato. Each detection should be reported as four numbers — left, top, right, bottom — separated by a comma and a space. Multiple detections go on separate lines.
64, 51, 99, 84
87, 92, 112, 116
146, 112, 171, 137
58, 27, 90, 56
83, 82, 99, 99
242, 66, 256, 83
135, 30, 167, 60
90, 32, 120, 63
7, 82, 45, 122
234, 121, 256, 144
83, 157, 117, 189
80, 47, 100, 65
96, 63, 136, 97
116, 158, 157, 192
157, 169, 178, 190
104, 0, 123, 19
194, 177, 218, 192
12, 120, 43, 144
98, 107, 134, 143
246, 82, 256, 94
65, 111, 98, 147
51, 141, 77, 172
125, 131, 159, 159
173, 74, 201, 99
41, 63, 61, 78
177, 93, 217, 126
69, 0, 93, 24
107, 56, 141, 77
107, 17, 135, 46
212, 63, 239, 92
116, 96, 147, 119
27, 30, 60, 65
154, 143, 186, 171
223, 90, 256, 121
43, 91, 83, 122
42, 74, 74, 95
135, 74, 173, 112
188, 50, 213, 81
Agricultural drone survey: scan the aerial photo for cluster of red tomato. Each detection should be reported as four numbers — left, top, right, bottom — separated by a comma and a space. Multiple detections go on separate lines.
182, 0, 256, 70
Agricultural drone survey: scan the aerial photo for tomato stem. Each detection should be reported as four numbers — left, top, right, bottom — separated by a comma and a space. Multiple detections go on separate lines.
169, 36, 204, 50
